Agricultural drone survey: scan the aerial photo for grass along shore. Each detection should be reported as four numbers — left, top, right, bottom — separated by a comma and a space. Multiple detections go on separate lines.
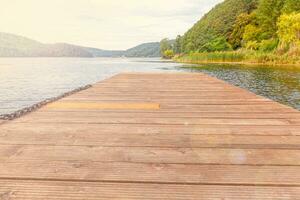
173, 50, 300, 67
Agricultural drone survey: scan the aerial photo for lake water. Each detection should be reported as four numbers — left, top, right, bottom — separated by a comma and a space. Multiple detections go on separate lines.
0, 57, 299, 115
178, 64, 300, 110
0, 57, 180, 115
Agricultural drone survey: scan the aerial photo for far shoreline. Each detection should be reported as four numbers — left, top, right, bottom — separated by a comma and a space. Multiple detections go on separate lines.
173, 59, 300, 69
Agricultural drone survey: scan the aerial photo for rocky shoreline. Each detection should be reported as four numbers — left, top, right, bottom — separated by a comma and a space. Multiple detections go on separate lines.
0, 84, 92, 121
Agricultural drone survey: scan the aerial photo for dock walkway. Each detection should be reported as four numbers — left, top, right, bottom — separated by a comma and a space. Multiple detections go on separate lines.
0, 73, 300, 199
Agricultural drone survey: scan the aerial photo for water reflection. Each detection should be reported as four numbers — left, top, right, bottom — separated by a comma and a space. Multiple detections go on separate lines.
179, 64, 300, 110
0, 57, 180, 115
0, 58, 299, 115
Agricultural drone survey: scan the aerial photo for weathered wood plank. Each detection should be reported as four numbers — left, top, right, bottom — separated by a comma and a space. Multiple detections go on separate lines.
15, 116, 299, 125
59, 99, 275, 105
1, 161, 300, 185
0, 129, 299, 148
0, 72, 299, 199
21, 110, 300, 119
1, 123, 299, 136
1, 145, 300, 165
42, 102, 295, 112
1, 180, 299, 200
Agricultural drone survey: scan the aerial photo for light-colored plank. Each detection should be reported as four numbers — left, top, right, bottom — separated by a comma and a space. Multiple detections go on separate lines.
60, 99, 275, 105
1, 145, 300, 165
1, 160, 300, 185
19, 110, 300, 119
1, 123, 299, 136
14, 115, 300, 125
45, 102, 160, 110
0, 127, 299, 149
0, 180, 299, 200
43, 103, 295, 112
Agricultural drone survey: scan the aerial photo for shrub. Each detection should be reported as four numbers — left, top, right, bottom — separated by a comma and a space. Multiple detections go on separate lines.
202, 37, 233, 52
259, 39, 279, 51
245, 41, 260, 50
163, 49, 175, 59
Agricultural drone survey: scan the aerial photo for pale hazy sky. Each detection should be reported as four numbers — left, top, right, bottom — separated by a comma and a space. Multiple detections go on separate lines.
0, 0, 222, 50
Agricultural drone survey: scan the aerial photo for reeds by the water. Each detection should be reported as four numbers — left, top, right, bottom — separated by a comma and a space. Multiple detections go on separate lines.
175, 50, 300, 66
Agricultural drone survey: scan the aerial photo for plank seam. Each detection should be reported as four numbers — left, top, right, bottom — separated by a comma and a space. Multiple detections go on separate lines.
0, 143, 299, 150
0, 177, 299, 187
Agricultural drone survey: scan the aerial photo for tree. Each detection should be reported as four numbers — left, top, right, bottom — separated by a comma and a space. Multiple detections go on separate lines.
256, 0, 285, 39
173, 35, 182, 54
282, 0, 300, 14
180, 0, 258, 53
277, 13, 300, 48
243, 24, 263, 43
160, 38, 172, 55
229, 13, 254, 49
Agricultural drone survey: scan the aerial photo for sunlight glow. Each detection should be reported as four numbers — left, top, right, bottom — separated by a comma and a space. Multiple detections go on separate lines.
0, 0, 222, 49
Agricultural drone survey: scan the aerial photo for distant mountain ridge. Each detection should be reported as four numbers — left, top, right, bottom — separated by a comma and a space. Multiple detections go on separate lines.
124, 42, 160, 57
0, 32, 160, 57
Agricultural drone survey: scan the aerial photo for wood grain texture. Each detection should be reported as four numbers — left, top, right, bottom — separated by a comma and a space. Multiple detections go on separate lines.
0, 130, 299, 148
1, 160, 300, 185
1, 180, 300, 200
0, 72, 299, 199
1, 145, 300, 165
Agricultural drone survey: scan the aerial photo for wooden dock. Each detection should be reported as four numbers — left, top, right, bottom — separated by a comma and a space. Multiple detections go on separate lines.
0, 73, 300, 199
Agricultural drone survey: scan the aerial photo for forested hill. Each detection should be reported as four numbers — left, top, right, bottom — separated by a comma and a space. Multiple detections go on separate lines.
0, 32, 161, 57
162, 0, 300, 63
124, 42, 160, 57
181, 0, 258, 53
0, 32, 93, 57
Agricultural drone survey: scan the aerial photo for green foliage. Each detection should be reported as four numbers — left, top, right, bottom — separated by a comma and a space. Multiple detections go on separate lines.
181, 0, 258, 53
277, 13, 300, 48
256, 0, 285, 39
259, 39, 279, 51
282, 0, 300, 14
176, 51, 246, 63
229, 13, 254, 49
245, 40, 260, 50
124, 42, 160, 57
173, 35, 183, 54
244, 38, 278, 51
160, 38, 176, 58
243, 24, 263, 43
169, 0, 300, 64
202, 37, 232, 52
160, 38, 172, 54
162, 49, 175, 59
176, 50, 300, 65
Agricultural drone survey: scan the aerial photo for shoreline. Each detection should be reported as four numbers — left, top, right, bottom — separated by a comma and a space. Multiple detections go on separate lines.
0, 84, 92, 121
174, 59, 300, 68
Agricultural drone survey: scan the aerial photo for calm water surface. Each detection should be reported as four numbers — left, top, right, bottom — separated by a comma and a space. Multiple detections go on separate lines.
0, 57, 180, 115
179, 64, 300, 110
0, 58, 299, 115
